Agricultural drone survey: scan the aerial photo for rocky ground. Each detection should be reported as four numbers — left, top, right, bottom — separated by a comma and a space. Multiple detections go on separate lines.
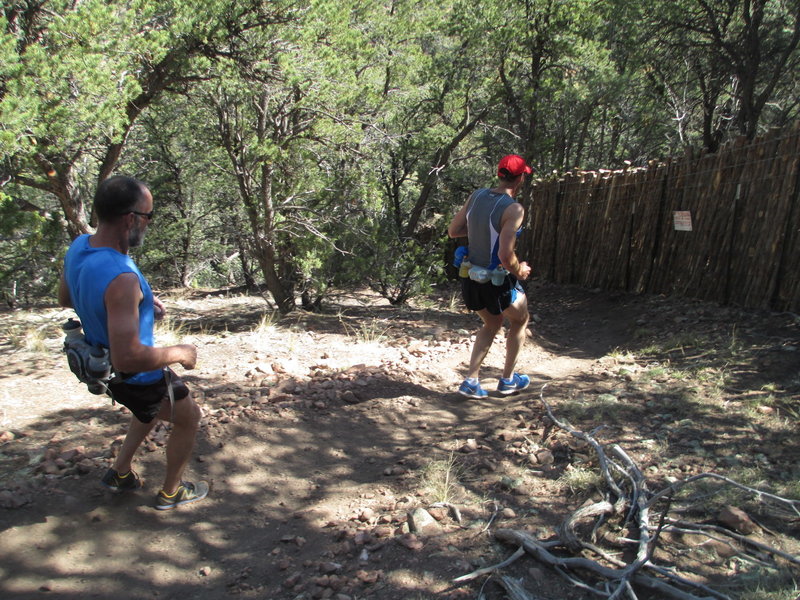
0, 280, 799, 600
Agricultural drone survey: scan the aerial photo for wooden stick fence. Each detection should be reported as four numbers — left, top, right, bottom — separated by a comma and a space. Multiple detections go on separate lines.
521, 123, 800, 312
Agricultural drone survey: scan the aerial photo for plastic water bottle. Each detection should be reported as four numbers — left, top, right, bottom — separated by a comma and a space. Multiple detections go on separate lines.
63, 318, 83, 341
459, 259, 471, 278
453, 246, 468, 267
491, 267, 507, 286
86, 347, 111, 394
469, 266, 489, 283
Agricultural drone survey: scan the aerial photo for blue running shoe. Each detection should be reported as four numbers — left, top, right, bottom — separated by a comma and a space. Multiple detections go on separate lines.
497, 373, 530, 395
458, 379, 488, 399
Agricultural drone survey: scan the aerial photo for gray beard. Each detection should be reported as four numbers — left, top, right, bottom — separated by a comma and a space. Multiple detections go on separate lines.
128, 226, 145, 248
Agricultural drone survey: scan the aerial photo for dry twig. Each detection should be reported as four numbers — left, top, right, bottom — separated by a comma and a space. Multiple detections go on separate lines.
452, 546, 527, 584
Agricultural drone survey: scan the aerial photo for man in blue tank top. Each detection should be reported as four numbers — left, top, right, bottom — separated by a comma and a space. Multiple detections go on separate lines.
59, 176, 208, 510
447, 155, 533, 398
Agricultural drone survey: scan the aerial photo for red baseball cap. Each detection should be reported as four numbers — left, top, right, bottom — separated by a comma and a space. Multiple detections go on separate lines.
497, 154, 532, 178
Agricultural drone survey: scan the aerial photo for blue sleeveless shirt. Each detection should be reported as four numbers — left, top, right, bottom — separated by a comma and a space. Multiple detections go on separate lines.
63, 234, 162, 385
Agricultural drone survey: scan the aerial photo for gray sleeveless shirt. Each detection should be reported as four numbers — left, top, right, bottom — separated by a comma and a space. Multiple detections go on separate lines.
465, 188, 515, 269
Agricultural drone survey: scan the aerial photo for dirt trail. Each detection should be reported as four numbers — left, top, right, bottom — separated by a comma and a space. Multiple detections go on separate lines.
1, 281, 798, 600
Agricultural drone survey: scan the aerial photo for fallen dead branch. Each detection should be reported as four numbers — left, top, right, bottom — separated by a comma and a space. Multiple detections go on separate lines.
660, 518, 800, 567
454, 385, 800, 600
452, 546, 527, 584
494, 528, 726, 600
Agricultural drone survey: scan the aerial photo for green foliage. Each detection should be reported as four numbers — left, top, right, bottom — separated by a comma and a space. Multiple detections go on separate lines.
0, 193, 65, 306
120, 94, 242, 289
3, 0, 799, 309
3, 1, 152, 157
367, 237, 445, 306
641, 0, 800, 147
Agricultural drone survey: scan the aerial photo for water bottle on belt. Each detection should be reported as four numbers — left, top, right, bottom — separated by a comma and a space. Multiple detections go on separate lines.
453, 246, 471, 278
491, 266, 508, 286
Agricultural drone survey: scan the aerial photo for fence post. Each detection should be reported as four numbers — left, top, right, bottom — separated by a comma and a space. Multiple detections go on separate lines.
723, 182, 742, 304
550, 178, 562, 281
644, 162, 670, 294
770, 133, 800, 310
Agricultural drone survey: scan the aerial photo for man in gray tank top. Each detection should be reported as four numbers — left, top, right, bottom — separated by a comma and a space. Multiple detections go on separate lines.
447, 155, 533, 398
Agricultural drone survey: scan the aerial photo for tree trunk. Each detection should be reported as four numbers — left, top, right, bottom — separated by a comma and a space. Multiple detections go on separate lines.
35, 158, 91, 239
404, 107, 488, 239
256, 161, 295, 314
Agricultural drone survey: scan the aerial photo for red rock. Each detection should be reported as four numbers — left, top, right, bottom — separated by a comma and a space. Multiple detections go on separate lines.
427, 507, 447, 521
358, 508, 375, 522
372, 526, 394, 538
283, 572, 301, 588
397, 533, 424, 551
319, 561, 341, 574
354, 570, 381, 584
719, 505, 759, 535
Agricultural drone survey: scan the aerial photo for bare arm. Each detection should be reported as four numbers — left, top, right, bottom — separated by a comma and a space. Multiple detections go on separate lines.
105, 273, 196, 372
58, 274, 72, 308
447, 194, 474, 238
497, 203, 531, 280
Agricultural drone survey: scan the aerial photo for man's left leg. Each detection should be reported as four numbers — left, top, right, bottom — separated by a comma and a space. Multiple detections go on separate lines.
501, 291, 529, 378
158, 393, 202, 495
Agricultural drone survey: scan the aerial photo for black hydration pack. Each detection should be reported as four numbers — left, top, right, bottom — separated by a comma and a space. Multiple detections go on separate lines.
62, 318, 115, 395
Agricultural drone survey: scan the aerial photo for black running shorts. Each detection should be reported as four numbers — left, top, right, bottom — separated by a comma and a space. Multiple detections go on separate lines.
107, 369, 189, 423
460, 275, 524, 316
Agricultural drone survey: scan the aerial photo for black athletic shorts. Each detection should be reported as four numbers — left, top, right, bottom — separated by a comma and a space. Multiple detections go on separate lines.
107, 369, 189, 423
461, 275, 525, 316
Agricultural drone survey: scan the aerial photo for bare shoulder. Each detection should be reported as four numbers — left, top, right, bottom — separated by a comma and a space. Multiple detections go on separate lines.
105, 272, 143, 307
501, 202, 525, 228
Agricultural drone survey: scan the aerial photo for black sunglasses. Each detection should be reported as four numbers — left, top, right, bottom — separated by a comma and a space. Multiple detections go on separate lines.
129, 210, 154, 221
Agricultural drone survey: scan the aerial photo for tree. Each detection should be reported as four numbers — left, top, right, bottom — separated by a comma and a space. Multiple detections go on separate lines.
0, 188, 62, 306
1, 0, 293, 238
121, 97, 242, 289
340, 0, 497, 304
192, 0, 372, 312
650, 0, 800, 147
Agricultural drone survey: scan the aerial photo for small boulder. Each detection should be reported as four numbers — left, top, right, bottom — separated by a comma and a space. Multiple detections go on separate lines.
407, 508, 441, 535
718, 505, 759, 535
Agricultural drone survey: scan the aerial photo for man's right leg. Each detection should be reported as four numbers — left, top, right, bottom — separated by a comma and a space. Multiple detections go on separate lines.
113, 415, 158, 475
500, 292, 530, 380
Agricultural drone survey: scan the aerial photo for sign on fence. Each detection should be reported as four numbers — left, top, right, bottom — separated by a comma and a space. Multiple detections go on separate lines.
673, 211, 693, 231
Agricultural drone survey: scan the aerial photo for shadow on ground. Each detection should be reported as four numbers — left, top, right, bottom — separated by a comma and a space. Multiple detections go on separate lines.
1, 281, 799, 599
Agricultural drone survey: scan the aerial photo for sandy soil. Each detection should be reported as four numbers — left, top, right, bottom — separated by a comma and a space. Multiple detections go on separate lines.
1, 280, 798, 600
